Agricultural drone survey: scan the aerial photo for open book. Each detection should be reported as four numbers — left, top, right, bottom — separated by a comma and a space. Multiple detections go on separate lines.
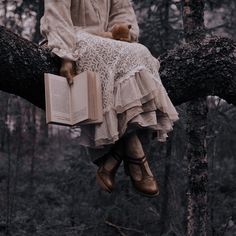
44, 71, 103, 126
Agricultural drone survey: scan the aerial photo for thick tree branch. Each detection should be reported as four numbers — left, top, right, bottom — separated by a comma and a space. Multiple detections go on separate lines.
0, 26, 60, 109
0, 26, 235, 109
160, 37, 236, 105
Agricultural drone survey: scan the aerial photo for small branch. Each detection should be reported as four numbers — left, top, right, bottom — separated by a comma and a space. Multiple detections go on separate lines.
206, 23, 229, 32
105, 220, 145, 235
221, 216, 233, 236
105, 220, 127, 236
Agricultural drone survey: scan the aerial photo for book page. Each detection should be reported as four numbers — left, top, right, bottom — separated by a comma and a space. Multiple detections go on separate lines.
78, 72, 103, 125
70, 73, 89, 124
47, 74, 72, 125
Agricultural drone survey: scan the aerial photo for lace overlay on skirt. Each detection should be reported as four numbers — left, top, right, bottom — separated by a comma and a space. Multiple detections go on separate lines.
72, 31, 179, 148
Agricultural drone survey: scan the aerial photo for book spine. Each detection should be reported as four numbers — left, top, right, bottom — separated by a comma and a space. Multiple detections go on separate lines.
95, 74, 103, 122
88, 71, 96, 119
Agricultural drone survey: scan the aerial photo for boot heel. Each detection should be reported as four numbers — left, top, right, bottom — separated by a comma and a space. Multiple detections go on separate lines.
96, 150, 123, 193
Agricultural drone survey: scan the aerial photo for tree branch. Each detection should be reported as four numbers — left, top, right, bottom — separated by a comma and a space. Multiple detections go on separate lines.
0, 26, 235, 110
0, 26, 60, 109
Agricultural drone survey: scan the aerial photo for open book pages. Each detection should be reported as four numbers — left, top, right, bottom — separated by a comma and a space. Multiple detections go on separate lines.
44, 71, 103, 126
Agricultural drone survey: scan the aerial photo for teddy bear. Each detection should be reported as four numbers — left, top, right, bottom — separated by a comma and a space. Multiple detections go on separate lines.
97, 23, 133, 42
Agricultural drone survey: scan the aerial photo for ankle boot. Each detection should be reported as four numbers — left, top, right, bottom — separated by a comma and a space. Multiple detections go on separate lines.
123, 155, 159, 197
96, 151, 122, 193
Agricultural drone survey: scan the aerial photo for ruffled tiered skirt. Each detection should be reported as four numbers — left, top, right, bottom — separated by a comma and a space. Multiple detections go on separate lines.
73, 31, 179, 151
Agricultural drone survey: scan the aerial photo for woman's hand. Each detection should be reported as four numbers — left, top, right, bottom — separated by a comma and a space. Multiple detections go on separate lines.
60, 59, 76, 85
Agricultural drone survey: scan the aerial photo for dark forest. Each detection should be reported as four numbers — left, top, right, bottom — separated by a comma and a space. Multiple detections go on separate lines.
0, 0, 235, 235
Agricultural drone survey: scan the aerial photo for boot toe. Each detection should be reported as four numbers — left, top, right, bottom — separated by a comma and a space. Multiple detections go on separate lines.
133, 177, 159, 197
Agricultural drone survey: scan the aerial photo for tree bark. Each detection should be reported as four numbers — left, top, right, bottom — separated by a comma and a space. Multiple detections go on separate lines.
186, 99, 208, 236
183, 0, 208, 235
0, 26, 60, 110
0, 26, 235, 110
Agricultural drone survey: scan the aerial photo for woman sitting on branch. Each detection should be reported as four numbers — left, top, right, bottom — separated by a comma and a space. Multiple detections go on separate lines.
40, 0, 179, 197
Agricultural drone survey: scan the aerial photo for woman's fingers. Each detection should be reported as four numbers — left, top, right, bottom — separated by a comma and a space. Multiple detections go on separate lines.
60, 59, 76, 85
65, 71, 74, 85
62, 71, 73, 85
60, 68, 73, 85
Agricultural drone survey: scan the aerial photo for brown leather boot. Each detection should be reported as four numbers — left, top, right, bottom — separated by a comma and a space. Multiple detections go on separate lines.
123, 155, 159, 197
96, 151, 122, 193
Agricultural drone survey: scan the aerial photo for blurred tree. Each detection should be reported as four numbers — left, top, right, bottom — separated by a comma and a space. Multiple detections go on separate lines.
133, 0, 183, 56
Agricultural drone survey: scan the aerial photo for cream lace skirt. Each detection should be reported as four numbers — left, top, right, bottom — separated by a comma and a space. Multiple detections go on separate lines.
73, 31, 179, 149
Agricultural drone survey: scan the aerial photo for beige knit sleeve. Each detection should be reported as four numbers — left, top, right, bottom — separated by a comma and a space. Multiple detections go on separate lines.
40, 0, 79, 61
107, 0, 140, 42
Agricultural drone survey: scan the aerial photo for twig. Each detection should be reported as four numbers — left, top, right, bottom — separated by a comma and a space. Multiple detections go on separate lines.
105, 220, 126, 236
105, 220, 144, 235
221, 216, 232, 236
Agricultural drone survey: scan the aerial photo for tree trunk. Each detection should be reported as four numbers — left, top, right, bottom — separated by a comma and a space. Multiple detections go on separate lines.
0, 97, 10, 151
5, 129, 11, 236
160, 136, 172, 235
186, 99, 208, 236
27, 104, 37, 194
32, 1, 44, 43
183, 0, 205, 41
183, 0, 208, 235
0, 26, 235, 110
11, 99, 22, 219
3, 0, 7, 27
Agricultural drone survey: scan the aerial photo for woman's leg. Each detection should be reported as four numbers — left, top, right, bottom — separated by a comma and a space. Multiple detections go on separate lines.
123, 132, 159, 196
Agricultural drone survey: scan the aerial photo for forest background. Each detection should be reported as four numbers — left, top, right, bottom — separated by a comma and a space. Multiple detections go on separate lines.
0, 0, 235, 235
